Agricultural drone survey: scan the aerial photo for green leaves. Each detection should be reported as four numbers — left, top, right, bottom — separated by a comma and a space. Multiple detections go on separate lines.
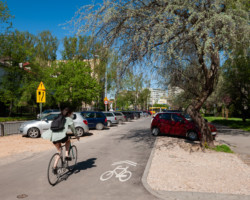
46, 60, 101, 108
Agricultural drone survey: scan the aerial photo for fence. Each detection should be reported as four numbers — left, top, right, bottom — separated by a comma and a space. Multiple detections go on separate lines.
0, 121, 26, 136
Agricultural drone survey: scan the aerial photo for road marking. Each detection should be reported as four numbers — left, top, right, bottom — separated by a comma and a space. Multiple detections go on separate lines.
100, 160, 137, 182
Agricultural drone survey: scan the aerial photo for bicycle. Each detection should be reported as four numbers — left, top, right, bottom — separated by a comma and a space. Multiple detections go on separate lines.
100, 165, 132, 182
47, 137, 78, 186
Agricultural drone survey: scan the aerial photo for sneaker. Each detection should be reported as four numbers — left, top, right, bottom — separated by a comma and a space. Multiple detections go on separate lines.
65, 156, 72, 161
52, 167, 58, 174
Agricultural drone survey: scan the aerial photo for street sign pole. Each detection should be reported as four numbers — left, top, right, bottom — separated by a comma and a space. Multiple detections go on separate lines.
36, 82, 46, 118
40, 103, 42, 119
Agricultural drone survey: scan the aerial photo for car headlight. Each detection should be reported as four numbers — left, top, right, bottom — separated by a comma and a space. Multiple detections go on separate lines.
20, 124, 27, 129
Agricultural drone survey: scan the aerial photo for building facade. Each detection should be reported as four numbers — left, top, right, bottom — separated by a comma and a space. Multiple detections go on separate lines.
148, 88, 168, 105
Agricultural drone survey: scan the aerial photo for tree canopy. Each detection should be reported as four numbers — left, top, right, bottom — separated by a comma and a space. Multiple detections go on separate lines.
71, 0, 250, 146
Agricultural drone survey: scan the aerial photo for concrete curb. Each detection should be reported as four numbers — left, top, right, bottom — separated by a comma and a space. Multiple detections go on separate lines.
141, 137, 250, 200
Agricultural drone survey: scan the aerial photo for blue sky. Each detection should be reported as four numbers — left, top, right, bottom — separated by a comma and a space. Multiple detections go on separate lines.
6, 0, 102, 59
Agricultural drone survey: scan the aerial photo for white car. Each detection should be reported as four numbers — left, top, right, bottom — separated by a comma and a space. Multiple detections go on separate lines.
20, 112, 89, 138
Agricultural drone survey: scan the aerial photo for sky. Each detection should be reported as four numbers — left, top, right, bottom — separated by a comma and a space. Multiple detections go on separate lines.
6, 0, 102, 59
5, 0, 162, 92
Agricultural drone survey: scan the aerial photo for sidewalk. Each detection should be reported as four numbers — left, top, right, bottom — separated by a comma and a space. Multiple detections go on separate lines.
142, 126, 250, 200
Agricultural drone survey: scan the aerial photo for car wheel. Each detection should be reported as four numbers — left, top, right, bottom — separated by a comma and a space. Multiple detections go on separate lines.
118, 120, 122, 124
75, 127, 84, 137
187, 131, 198, 141
96, 123, 104, 130
107, 121, 111, 127
27, 127, 40, 138
152, 127, 160, 136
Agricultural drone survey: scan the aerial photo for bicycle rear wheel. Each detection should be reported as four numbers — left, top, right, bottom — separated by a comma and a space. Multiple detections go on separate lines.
47, 153, 63, 186
67, 145, 77, 170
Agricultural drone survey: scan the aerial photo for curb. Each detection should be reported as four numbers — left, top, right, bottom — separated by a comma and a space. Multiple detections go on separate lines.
141, 137, 250, 200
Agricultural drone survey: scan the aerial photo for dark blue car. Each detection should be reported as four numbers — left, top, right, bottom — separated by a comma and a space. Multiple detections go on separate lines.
80, 111, 107, 130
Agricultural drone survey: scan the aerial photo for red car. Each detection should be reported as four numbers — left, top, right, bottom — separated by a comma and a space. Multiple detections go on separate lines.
151, 112, 217, 141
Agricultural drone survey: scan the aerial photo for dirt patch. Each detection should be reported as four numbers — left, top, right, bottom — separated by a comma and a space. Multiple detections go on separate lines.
147, 137, 250, 195
0, 134, 54, 158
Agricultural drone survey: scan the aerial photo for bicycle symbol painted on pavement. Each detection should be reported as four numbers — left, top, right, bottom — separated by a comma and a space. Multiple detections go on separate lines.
100, 160, 137, 182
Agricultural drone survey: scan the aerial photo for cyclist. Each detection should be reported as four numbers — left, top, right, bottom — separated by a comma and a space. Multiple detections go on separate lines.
42, 107, 80, 173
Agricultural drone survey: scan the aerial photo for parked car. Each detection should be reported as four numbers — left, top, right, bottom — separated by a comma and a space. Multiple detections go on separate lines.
132, 111, 141, 119
113, 111, 126, 124
37, 109, 59, 119
150, 112, 217, 141
20, 112, 89, 138
121, 111, 134, 121
103, 112, 118, 127
81, 111, 107, 130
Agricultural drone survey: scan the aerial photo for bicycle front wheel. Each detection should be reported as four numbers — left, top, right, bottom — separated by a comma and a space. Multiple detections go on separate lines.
67, 145, 78, 170
47, 153, 63, 186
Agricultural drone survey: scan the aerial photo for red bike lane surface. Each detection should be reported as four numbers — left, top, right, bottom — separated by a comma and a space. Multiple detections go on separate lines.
0, 118, 159, 200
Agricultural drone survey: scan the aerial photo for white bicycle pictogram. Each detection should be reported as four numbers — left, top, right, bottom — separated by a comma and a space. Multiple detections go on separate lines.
100, 160, 137, 182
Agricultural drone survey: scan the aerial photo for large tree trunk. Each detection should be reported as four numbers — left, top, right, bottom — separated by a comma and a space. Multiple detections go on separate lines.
187, 103, 214, 148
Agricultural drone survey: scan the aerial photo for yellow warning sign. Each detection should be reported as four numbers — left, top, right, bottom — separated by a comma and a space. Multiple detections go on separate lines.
37, 82, 46, 91
104, 97, 108, 101
36, 90, 46, 103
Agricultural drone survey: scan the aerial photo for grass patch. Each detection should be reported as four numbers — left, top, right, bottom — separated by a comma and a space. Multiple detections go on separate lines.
204, 116, 250, 132
0, 117, 35, 122
210, 144, 234, 153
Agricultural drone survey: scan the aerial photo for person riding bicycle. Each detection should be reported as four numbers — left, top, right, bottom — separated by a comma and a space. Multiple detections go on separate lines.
42, 107, 80, 172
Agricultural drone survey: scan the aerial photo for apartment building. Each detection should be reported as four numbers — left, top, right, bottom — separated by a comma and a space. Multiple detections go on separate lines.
148, 88, 168, 105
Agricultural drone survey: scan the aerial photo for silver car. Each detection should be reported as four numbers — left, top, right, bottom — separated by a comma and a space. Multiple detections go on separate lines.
103, 112, 118, 127
20, 112, 89, 138
113, 111, 126, 124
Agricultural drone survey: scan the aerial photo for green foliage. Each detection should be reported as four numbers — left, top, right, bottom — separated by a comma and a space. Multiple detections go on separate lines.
46, 60, 101, 108
35, 31, 58, 61
204, 116, 250, 132
211, 145, 234, 153
0, 1, 13, 32
0, 116, 34, 122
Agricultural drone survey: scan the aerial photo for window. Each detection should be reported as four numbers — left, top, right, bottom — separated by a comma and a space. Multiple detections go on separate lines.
85, 112, 95, 118
159, 113, 171, 120
46, 114, 59, 121
96, 113, 104, 118
172, 114, 184, 122
114, 112, 122, 116
104, 113, 113, 117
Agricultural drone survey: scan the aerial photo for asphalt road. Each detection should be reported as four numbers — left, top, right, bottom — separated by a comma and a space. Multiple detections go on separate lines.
0, 118, 158, 200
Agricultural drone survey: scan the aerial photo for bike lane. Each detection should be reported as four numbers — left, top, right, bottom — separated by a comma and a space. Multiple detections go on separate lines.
0, 118, 159, 200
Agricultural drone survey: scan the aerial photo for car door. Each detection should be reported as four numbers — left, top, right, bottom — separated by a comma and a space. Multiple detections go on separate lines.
171, 114, 187, 136
158, 113, 172, 134
84, 112, 96, 128
41, 114, 59, 131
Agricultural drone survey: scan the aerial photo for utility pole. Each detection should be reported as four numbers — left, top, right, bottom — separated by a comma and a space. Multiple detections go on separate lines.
105, 65, 108, 111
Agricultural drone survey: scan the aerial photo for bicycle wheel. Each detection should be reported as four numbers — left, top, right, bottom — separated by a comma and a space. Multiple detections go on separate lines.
100, 171, 113, 181
67, 145, 77, 170
47, 153, 63, 186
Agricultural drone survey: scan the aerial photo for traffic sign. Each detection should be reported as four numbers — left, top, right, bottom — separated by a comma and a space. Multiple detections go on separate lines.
104, 97, 108, 101
104, 100, 108, 105
36, 90, 46, 103
37, 82, 46, 91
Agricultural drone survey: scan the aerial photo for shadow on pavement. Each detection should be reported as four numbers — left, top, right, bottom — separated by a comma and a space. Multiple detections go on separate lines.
58, 158, 97, 185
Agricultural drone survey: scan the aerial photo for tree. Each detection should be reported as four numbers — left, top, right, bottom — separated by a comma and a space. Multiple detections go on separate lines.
35, 31, 58, 64
0, 1, 13, 33
221, 50, 250, 122
72, 0, 249, 147
47, 60, 101, 109
0, 30, 37, 116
